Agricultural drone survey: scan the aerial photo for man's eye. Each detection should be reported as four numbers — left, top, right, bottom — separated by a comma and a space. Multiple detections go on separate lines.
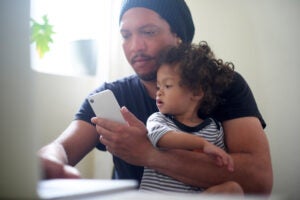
121, 32, 131, 40
122, 35, 130, 40
146, 31, 155, 35
142, 30, 156, 37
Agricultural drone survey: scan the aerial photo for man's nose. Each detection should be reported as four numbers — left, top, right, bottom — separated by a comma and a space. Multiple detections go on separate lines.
129, 35, 146, 52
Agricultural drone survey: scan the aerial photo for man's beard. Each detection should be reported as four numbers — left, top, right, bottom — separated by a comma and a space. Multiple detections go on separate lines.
137, 70, 157, 82
131, 52, 158, 82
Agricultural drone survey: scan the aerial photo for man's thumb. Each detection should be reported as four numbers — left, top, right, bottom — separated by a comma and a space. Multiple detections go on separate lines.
120, 106, 144, 127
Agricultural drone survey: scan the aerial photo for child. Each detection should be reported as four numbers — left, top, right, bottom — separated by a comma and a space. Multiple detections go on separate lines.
140, 41, 243, 194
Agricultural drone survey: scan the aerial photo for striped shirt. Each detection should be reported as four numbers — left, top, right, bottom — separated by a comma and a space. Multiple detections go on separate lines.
140, 112, 225, 193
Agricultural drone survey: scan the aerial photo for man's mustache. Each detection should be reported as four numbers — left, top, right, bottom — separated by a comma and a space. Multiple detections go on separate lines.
131, 53, 154, 64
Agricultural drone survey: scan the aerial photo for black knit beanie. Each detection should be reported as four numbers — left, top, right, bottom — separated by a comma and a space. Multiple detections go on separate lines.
119, 0, 195, 43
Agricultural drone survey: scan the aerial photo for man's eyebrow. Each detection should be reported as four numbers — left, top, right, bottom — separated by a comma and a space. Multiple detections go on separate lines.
120, 24, 160, 34
139, 24, 160, 29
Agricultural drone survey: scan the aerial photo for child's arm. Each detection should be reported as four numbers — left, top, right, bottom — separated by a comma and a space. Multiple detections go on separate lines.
157, 131, 234, 172
157, 130, 206, 150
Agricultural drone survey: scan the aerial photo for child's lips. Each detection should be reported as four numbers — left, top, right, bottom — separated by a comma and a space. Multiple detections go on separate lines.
156, 99, 163, 107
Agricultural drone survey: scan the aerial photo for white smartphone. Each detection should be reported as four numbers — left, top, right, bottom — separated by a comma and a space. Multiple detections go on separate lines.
88, 89, 125, 123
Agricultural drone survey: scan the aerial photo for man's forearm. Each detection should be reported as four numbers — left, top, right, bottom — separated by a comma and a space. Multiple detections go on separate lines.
38, 142, 82, 179
147, 149, 272, 194
39, 142, 69, 165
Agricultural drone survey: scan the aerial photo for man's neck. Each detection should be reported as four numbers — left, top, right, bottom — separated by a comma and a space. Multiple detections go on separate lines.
141, 80, 157, 99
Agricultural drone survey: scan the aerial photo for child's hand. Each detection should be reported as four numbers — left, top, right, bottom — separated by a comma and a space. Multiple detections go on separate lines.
202, 142, 234, 172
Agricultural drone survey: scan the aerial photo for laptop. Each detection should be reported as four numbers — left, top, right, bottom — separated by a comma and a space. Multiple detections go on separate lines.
37, 179, 137, 200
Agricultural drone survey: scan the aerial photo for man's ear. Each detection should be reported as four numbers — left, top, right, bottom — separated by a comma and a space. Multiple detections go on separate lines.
173, 33, 182, 46
177, 37, 182, 45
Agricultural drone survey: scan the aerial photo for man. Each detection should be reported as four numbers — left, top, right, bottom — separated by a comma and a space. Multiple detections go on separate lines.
39, 0, 273, 194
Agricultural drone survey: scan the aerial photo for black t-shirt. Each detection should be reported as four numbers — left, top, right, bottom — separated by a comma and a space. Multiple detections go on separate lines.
74, 72, 265, 184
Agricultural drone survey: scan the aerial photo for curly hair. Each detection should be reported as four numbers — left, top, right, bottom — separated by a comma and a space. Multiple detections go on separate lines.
157, 41, 235, 115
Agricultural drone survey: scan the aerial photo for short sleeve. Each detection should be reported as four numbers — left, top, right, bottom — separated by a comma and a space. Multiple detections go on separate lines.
146, 112, 174, 148
208, 72, 266, 128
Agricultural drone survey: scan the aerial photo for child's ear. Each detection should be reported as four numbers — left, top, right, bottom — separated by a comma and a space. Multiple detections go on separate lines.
192, 89, 204, 101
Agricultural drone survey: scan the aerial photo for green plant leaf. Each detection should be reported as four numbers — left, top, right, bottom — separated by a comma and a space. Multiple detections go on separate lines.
30, 15, 55, 58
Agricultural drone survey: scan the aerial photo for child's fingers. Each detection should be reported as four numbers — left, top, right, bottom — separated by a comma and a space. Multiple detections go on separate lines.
204, 145, 234, 172
215, 156, 223, 167
226, 156, 234, 172
218, 153, 234, 172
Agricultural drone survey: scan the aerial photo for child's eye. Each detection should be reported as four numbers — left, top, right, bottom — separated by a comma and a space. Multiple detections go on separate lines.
165, 84, 172, 89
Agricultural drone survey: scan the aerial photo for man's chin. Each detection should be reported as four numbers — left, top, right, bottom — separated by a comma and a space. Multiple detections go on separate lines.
138, 72, 157, 82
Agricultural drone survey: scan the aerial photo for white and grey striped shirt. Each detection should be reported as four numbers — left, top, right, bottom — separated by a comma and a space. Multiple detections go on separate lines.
140, 112, 226, 193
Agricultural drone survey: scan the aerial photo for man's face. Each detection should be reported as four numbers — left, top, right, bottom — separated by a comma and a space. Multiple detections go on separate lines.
120, 8, 178, 81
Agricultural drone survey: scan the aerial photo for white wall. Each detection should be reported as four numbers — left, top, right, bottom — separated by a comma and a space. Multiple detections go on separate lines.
33, 73, 98, 178
187, 0, 300, 199
33, 73, 113, 180
0, 0, 39, 198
